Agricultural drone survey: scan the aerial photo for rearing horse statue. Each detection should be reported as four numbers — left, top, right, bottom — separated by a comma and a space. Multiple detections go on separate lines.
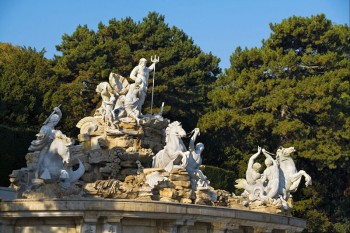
277, 146, 312, 199
152, 121, 187, 170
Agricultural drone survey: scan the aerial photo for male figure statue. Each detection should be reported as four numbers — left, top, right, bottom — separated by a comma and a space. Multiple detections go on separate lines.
186, 128, 204, 173
246, 146, 262, 185
261, 149, 280, 198
95, 82, 115, 127
185, 128, 208, 189
124, 77, 143, 124
129, 58, 158, 114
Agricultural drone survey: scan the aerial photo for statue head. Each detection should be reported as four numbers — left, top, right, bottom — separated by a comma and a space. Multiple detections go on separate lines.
51, 131, 73, 164
252, 162, 261, 172
96, 82, 113, 95
166, 121, 186, 138
265, 158, 273, 167
277, 146, 296, 158
139, 58, 147, 68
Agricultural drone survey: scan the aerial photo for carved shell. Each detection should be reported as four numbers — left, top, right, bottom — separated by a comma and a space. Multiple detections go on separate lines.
109, 72, 129, 95
76, 117, 99, 135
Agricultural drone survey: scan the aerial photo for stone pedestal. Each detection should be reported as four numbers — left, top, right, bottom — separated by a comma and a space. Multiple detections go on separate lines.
0, 199, 306, 233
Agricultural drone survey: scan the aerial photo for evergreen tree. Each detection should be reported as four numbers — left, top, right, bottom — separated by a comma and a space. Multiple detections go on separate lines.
198, 14, 350, 232
0, 43, 55, 129
50, 12, 221, 134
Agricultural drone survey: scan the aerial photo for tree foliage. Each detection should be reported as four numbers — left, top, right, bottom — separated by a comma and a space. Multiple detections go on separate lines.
49, 12, 221, 134
0, 125, 35, 186
0, 43, 55, 129
0, 12, 349, 233
198, 14, 350, 232
202, 165, 236, 192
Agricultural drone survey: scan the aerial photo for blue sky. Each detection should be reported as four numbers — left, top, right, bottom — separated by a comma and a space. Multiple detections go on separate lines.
0, 0, 348, 69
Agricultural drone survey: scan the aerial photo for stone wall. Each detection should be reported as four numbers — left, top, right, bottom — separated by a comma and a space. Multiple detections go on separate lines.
0, 199, 306, 233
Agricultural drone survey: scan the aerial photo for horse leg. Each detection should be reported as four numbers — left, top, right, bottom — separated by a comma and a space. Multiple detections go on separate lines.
171, 151, 186, 166
152, 153, 159, 168
299, 170, 312, 186
179, 151, 189, 168
289, 170, 311, 192
152, 150, 165, 168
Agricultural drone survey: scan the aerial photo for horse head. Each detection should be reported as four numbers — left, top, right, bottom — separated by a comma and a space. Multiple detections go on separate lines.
276, 146, 296, 159
51, 131, 74, 164
166, 121, 186, 139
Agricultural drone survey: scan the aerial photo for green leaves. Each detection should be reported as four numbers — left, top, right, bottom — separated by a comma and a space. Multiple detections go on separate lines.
1, 12, 349, 233
199, 14, 350, 232
0, 43, 55, 129
48, 12, 221, 132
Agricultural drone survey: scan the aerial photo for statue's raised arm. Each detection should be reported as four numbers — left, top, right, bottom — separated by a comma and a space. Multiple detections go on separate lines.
246, 146, 262, 185
189, 128, 200, 152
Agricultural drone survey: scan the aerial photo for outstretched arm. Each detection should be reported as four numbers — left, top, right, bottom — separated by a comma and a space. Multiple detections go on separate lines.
148, 62, 156, 71
262, 148, 275, 165
262, 148, 272, 159
248, 146, 261, 168
189, 128, 200, 152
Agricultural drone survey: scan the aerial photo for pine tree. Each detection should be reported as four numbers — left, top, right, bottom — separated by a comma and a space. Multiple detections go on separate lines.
198, 14, 350, 232
0, 43, 55, 129
50, 12, 221, 134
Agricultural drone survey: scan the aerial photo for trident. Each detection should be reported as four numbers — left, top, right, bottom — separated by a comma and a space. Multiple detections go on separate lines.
150, 55, 159, 114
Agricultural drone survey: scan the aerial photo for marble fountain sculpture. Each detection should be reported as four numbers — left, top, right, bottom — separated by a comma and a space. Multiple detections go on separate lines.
0, 57, 309, 233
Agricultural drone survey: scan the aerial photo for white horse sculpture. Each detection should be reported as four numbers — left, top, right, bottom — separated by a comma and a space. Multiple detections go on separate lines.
152, 121, 187, 170
35, 131, 84, 185
276, 146, 312, 199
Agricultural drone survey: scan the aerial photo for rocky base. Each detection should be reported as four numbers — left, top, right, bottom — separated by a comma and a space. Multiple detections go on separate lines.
10, 149, 291, 215
8, 116, 292, 215
83, 168, 217, 206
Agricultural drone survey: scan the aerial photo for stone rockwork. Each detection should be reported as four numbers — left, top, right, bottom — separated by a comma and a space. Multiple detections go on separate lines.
82, 167, 217, 206
8, 107, 166, 195
76, 114, 167, 155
